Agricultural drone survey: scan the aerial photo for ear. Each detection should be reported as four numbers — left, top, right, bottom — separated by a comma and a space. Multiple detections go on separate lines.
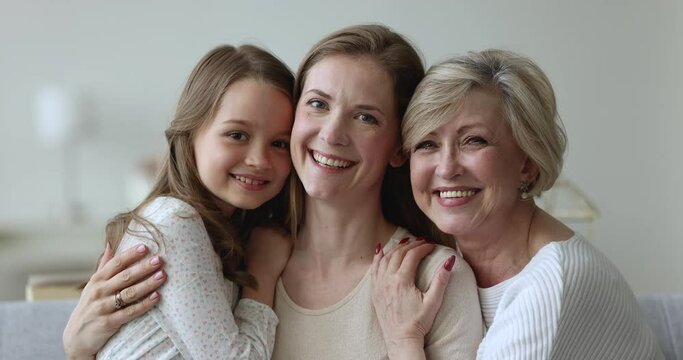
389, 145, 408, 168
520, 155, 539, 183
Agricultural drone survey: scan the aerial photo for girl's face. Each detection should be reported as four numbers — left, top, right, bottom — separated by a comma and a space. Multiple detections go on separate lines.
194, 79, 293, 215
290, 55, 404, 201
409, 88, 533, 236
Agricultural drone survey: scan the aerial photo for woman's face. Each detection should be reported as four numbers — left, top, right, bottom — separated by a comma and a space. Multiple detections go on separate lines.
290, 55, 404, 201
194, 79, 293, 215
409, 87, 533, 236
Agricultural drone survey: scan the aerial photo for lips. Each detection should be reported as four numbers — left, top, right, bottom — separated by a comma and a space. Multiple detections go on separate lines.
310, 150, 356, 169
230, 174, 269, 190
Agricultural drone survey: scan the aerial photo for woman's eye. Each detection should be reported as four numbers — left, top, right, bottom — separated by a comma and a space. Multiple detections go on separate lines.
272, 139, 290, 149
414, 140, 437, 152
307, 99, 328, 110
226, 132, 248, 141
463, 136, 487, 146
355, 113, 378, 125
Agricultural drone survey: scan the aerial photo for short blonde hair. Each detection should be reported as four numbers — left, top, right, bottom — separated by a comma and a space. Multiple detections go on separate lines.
403, 49, 567, 196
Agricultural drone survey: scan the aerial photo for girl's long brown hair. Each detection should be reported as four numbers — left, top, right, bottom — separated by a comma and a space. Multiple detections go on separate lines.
105, 45, 294, 288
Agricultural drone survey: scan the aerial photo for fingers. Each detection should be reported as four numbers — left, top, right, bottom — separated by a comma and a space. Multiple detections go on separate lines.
105, 255, 164, 296
398, 242, 436, 278
95, 244, 151, 281
386, 238, 428, 273
371, 242, 384, 280
116, 269, 166, 307
423, 255, 456, 315
97, 242, 114, 271
106, 291, 161, 330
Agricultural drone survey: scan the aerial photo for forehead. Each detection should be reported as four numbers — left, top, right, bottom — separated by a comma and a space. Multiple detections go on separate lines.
303, 55, 395, 106
437, 87, 505, 133
214, 79, 293, 131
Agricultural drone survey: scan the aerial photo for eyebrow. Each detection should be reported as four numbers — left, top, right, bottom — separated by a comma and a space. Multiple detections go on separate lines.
304, 89, 332, 99
303, 89, 386, 116
221, 119, 250, 126
222, 118, 291, 137
426, 123, 489, 137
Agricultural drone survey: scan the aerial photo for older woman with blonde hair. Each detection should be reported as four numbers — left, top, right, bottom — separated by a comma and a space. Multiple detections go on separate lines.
372, 49, 663, 359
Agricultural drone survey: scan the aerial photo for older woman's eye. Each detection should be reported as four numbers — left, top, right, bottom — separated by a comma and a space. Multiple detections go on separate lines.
307, 99, 328, 110
463, 136, 487, 146
414, 140, 437, 152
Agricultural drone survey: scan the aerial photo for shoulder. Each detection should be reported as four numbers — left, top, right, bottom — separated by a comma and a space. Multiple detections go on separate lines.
544, 235, 631, 294
129, 196, 209, 254
139, 196, 201, 223
415, 244, 464, 290
249, 224, 289, 241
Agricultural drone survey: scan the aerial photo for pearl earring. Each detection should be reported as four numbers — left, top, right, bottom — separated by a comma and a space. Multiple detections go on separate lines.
519, 181, 532, 200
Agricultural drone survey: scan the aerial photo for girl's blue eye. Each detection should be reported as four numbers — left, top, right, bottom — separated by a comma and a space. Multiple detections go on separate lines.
414, 140, 437, 152
272, 140, 290, 149
356, 113, 378, 125
307, 99, 328, 110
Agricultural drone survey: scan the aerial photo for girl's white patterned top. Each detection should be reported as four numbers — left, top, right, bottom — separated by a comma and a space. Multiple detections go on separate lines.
97, 196, 278, 360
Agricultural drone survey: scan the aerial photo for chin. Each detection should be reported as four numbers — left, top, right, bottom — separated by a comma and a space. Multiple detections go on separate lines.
223, 195, 268, 211
431, 215, 472, 237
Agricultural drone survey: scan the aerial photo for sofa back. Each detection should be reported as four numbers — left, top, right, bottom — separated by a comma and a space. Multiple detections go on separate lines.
0, 295, 682, 359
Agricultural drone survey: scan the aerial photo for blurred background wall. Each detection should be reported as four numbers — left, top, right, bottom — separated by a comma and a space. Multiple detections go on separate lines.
0, 0, 681, 300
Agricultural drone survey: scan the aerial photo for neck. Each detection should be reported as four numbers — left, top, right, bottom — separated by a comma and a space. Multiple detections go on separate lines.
457, 202, 543, 288
294, 192, 395, 272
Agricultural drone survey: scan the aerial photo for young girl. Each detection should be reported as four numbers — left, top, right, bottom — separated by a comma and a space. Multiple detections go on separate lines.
65, 44, 295, 359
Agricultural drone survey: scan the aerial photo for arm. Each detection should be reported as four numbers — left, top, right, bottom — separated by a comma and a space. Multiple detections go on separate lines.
63, 243, 166, 360
371, 239, 483, 360
235, 226, 292, 353
241, 226, 292, 307
150, 201, 280, 359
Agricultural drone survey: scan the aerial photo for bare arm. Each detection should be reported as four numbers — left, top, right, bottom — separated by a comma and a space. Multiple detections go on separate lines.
241, 226, 292, 307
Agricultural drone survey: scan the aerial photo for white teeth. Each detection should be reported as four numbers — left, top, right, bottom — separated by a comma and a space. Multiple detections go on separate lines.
439, 190, 476, 198
313, 152, 352, 169
235, 175, 265, 185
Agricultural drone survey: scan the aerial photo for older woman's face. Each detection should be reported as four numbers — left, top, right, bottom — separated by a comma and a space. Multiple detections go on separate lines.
409, 88, 532, 236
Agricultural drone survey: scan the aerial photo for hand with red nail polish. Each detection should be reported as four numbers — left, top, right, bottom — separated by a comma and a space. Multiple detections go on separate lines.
370, 238, 458, 360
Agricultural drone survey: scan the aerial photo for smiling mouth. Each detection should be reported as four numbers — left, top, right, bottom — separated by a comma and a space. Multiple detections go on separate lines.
231, 175, 268, 186
436, 189, 479, 198
311, 151, 355, 169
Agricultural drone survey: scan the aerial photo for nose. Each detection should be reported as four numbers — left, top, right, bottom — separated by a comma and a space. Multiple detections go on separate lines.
245, 143, 272, 170
318, 112, 349, 146
435, 147, 463, 179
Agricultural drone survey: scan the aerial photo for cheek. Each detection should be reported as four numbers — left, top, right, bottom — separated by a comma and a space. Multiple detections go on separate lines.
291, 109, 311, 146
410, 157, 432, 197
273, 154, 293, 181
